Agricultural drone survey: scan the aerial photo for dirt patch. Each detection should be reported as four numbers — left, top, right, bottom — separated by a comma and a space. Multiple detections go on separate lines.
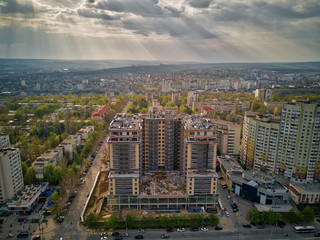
85, 170, 109, 216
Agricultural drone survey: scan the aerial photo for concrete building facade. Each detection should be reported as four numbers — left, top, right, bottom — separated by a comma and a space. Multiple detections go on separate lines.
276, 101, 320, 183
183, 115, 218, 195
212, 120, 241, 156
241, 113, 280, 174
108, 114, 142, 196
0, 148, 24, 204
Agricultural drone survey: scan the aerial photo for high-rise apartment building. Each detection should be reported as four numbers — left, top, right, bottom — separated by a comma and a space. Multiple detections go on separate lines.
183, 115, 218, 195
145, 89, 160, 102
241, 113, 280, 174
162, 81, 172, 93
212, 120, 241, 155
108, 114, 142, 196
0, 148, 24, 204
276, 101, 320, 182
108, 112, 218, 200
141, 111, 183, 171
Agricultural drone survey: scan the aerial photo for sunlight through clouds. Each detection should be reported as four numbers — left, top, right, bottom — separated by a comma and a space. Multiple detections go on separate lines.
0, 0, 319, 62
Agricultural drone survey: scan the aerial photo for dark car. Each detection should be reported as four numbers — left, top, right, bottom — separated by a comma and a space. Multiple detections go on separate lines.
32, 236, 41, 240
233, 208, 239, 213
314, 233, 320, 237
257, 224, 265, 229
111, 232, 120, 237
231, 205, 238, 209
135, 235, 144, 239
242, 224, 251, 228
166, 228, 174, 232
222, 184, 228, 189
316, 219, 320, 223
115, 236, 123, 240
190, 227, 198, 232
250, 222, 256, 226
277, 221, 286, 228
215, 226, 223, 230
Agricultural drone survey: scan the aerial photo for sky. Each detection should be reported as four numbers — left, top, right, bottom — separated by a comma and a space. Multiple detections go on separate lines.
0, 0, 319, 62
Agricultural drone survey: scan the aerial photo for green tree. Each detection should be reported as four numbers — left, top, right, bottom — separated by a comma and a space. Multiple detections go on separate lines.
84, 213, 99, 228
287, 208, 299, 223
21, 162, 28, 176
43, 163, 62, 185
108, 213, 119, 229
0, 114, 10, 125
301, 206, 314, 222
24, 167, 36, 185
249, 208, 260, 224
125, 214, 136, 229
165, 101, 176, 107
208, 213, 219, 227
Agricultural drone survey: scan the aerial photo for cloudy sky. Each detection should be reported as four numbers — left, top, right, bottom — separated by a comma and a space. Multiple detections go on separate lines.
0, 0, 319, 62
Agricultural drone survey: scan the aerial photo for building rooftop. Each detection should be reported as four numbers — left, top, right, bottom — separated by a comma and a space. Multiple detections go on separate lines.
184, 114, 215, 130
92, 105, 111, 117
7, 183, 48, 207
289, 182, 320, 194
109, 113, 142, 131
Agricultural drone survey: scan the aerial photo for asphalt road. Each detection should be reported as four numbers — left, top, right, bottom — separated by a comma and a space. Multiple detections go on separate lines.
45, 136, 108, 240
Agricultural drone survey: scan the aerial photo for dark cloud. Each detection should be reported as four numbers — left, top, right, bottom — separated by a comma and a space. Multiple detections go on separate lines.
0, 0, 34, 14
188, 0, 212, 9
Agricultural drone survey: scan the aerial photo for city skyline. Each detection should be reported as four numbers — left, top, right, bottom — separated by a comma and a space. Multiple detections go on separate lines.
0, 0, 319, 62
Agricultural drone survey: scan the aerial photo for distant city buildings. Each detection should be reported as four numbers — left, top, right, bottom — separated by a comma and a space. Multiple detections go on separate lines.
171, 91, 181, 104
255, 89, 272, 102
145, 89, 160, 102
187, 91, 199, 109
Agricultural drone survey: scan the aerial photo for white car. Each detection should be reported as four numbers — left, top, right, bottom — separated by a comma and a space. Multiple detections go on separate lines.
227, 195, 232, 199
177, 227, 185, 232
122, 233, 130, 237
225, 211, 230, 217
200, 226, 208, 231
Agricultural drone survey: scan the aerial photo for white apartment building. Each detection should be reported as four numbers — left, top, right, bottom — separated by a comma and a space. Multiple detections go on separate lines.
241, 113, 280, 174
0, 148, 24, 204
32, 147, 63, 180
276, 101, 320, 183
0, 134, 10, 149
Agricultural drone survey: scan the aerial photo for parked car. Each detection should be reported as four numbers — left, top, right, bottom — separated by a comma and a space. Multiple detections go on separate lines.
122, 233, 130, 237
134, 235, 144, 239
137, 229, 145, 233
57, 216, 64, 223
242, 224, 251, 228
161, 234, 169, 238
314, 233, 320, 237
190, 227, 198, 232
32, 236, 41, 240
6, 234, 14, 238
166, 228, 174, 232
115, 236, 123, 240
231, 205, 238, 209
257, 224, 265, 229
177, 227, 185, 232
225, 211, 230, 217
227, 195, 231, 199
222, 184, 228, 189
233, 208, 239, 213
201, 226, 208, 231
111, 232, 119, 236
277, 221, 286, 228
215, 226, 223, 230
